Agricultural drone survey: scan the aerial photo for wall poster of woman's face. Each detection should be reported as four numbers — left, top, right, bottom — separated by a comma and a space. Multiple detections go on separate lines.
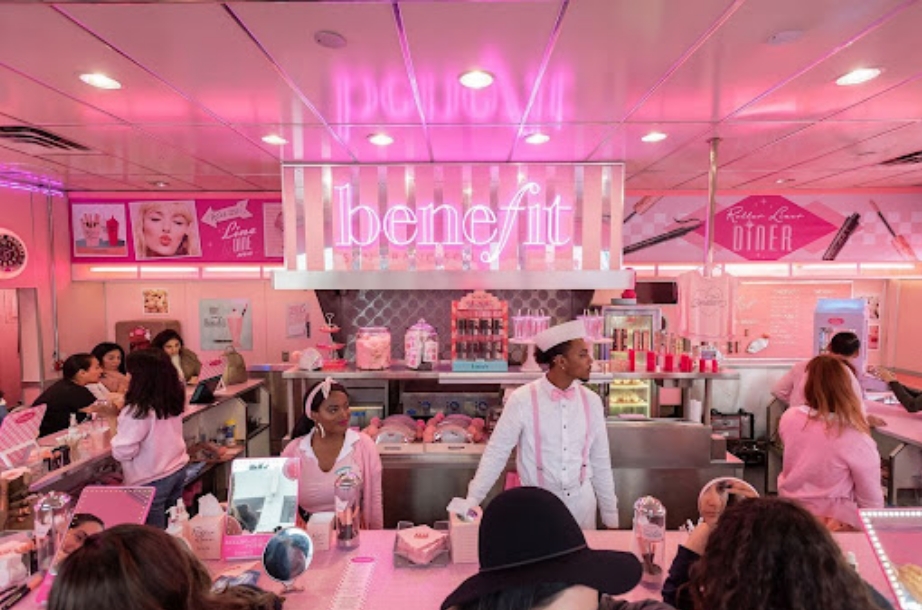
129, 200, 202, 260
72, 203, 128, 257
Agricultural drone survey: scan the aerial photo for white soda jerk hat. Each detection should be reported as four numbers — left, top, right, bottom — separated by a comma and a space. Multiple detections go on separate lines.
533, 319, 588, 352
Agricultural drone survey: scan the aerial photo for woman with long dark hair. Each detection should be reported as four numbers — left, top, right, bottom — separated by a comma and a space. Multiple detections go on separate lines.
151, 329, 202, 385
109, 349, 189, 528
91, 342, 129, 394
50, 524, 281, 610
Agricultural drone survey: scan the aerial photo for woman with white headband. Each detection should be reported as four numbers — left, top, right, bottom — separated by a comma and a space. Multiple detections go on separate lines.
281, 377, 384, 528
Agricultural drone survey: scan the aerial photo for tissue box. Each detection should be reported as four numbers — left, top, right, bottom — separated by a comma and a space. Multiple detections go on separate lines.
189, 514, 224, 560
449, 507, 481, 564
307, 512, 335, 551
393, 521, 450, 568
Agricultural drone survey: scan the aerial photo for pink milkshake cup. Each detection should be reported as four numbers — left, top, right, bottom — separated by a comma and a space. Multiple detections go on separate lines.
227, 309, 244, 346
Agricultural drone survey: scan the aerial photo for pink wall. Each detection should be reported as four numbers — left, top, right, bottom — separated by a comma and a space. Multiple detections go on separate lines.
0, 190, 103, 388
0, 291, 20, 405
97, 280, 327, 364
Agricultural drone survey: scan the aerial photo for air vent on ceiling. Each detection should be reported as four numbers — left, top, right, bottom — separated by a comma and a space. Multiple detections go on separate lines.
0, 126, 90, 151
880, 150, 922, 166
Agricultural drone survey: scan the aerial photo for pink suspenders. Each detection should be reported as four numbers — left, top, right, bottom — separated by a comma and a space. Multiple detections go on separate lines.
529, 384, 592, 489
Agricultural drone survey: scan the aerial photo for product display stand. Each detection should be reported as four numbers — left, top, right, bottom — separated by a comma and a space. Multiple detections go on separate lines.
510, 338, 540, 372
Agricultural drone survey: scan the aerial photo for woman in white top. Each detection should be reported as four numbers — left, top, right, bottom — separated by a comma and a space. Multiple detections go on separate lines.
465, 320, 619, 529
281, 378, 383, 529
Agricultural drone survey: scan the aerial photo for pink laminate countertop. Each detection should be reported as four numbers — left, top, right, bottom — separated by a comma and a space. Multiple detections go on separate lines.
19, 530, 890, 609
867, 400, 922, 447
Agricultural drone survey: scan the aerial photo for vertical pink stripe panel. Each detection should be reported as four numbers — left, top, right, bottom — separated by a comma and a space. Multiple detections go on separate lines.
303, 166, 325, 271
582, 165, 603, 270
359, 166, 380, 271
281, 166, 298, 270
385, 166, 409, 271
414, 165, 435, 271
609, 164, 625, 270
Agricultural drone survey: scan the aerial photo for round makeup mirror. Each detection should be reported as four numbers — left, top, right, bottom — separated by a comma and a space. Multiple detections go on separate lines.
262, 527, 313, 593
698, 477, 759, 527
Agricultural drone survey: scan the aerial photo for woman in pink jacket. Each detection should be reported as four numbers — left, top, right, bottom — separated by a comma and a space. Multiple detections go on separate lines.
109, 349, 189, 529
778, 354, 883, 530
282, 377, 383, 529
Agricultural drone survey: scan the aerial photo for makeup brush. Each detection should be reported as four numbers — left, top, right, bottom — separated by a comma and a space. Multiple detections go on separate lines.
869, 200, 917, 261
624, 196, 662, 224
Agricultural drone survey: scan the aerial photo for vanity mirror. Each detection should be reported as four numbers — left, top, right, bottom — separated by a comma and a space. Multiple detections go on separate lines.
33, 486, 155, 605
223, 457, 300, 560
262, 527, 313, 594
698, 477, 759, 527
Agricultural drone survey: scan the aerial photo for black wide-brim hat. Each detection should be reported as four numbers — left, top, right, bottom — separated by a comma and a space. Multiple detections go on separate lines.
441, 487, 642, 610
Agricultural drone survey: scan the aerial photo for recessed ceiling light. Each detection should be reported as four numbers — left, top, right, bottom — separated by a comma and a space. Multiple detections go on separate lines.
150, 180, 169, 188
261, 134, 288, 145
368, 133, 394, 146
314, 30, 347, 49
524, 133, 550, 145
641, 131, 668, 143
836, 68, 881, 86
79, 73, 121, 90
459, 70, 494, 90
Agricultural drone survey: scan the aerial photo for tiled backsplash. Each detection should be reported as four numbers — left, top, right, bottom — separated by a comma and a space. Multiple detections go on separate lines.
316, 289, 594, 361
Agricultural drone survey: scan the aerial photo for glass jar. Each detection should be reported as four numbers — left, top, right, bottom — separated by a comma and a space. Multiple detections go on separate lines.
404, 319, 439, 370
631, 496, 666, 590
355, 327, 391, 370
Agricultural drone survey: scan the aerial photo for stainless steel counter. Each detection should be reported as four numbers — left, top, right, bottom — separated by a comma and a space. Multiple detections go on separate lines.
378, 419, 740, 529
263, 364, 744, 527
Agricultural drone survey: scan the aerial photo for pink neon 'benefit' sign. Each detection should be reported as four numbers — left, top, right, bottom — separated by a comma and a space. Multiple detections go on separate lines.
335, 181, 572, 263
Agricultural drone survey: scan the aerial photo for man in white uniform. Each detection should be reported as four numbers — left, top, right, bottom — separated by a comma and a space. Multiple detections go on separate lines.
465, 320, 619, 529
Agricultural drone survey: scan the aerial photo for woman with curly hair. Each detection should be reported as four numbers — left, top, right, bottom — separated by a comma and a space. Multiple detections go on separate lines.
662, 497, 891, 610
778, 354, 884, 530
50, 524, 281, 610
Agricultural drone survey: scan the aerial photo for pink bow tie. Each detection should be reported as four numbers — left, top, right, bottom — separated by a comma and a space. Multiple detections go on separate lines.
551, 387, 576, 401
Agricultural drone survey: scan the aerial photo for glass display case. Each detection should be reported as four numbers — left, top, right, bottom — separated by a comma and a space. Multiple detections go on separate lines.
860, 508, 922, 610
607, 378, 652, 416
603, 305, 662, 417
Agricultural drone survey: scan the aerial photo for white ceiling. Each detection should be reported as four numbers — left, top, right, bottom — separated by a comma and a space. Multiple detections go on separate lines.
1, 0, 922, 193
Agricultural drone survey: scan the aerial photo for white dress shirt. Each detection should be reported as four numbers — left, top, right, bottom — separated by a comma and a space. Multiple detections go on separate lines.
467, 376, 619, 529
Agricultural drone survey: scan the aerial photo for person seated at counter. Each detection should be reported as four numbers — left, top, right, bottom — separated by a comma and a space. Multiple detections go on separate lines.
33, 353, 101, 438
662, 497, 891, 610
463, 319, 619, 530
91, 342, 130, 395
281, 377, 383, 529
107, 349, 190, 529
50, 524, 282, 610
442, 487, 668, 610
54, 513, 104, 567
773, 331, 866, 402
777, 355, 884, 531
151, 329, 201, 385
876, 367, 922, 413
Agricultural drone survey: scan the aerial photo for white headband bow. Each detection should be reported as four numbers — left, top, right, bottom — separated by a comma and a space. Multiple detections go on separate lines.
305, 376, 338, 417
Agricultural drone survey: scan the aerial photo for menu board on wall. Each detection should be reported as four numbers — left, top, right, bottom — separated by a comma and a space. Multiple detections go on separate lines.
735, 282, 852, 359
68, 198, 284, 264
